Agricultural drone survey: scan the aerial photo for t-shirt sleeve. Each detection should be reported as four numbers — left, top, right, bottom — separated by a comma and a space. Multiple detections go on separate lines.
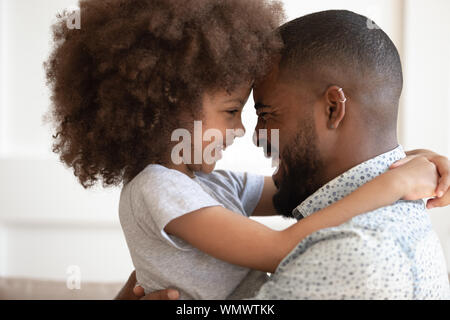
208, 170, 264, 217
132, 166, 224, 251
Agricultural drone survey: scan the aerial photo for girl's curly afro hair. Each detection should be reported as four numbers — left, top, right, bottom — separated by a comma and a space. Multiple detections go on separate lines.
44, 0, 285, 189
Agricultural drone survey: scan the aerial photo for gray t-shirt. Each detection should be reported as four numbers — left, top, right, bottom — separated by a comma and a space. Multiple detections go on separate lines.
119, 164, 267, 300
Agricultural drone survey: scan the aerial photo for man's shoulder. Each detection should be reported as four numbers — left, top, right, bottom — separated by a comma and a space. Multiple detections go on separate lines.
275, 199, 432, 282
256, 225, 415, 299
278, 224, 388, 267
263, 200, 449, 300
277, 204, 425, 272
350, 199, 427, 226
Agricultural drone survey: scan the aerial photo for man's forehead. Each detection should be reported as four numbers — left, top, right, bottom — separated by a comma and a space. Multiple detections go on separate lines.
253, 63, 281, 97
256, 59, 281, 84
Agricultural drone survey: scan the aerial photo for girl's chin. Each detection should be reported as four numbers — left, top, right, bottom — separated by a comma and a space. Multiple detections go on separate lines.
201, 162, 217, 174
186, 160, 217, 175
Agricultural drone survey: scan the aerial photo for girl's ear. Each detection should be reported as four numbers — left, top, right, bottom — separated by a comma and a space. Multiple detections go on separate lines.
324, 85, 347, 129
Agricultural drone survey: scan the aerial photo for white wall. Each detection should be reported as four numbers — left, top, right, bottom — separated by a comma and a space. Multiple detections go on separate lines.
0, 0, 449, 286
1, 0, 7, 157
0, 0, 132, 283
400, 0, 450, 269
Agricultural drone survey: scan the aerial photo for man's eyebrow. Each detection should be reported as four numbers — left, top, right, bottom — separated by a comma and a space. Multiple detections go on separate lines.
254, 102, 271, 110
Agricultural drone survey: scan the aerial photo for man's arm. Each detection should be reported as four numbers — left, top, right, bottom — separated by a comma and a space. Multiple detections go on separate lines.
251, 230, 414, 300
114, 271, 179, 300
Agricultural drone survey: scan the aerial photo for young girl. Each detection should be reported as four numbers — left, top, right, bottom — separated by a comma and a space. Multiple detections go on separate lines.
44, 0, 445, 300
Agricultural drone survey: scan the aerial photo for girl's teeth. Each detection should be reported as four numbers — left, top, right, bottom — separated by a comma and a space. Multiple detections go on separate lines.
216, 148, 223, 159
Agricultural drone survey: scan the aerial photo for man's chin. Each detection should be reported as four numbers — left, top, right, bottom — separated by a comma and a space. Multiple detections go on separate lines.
273, 189, 297, 218
273, 174, 320, 219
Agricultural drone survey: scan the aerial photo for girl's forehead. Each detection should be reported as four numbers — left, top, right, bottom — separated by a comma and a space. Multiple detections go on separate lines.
208, 85, 252, 102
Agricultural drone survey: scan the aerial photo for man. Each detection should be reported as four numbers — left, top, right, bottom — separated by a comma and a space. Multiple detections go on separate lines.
117, 10, 450, 300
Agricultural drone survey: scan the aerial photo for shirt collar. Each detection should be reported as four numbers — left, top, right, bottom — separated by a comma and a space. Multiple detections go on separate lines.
292, 145, 406, 220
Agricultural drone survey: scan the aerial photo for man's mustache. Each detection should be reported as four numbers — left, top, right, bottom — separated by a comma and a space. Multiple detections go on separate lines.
262, 140, 281, 164
252, 136, 279, 158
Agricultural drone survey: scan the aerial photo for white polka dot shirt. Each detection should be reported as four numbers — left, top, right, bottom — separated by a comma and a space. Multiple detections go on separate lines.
253, 145, 450, 300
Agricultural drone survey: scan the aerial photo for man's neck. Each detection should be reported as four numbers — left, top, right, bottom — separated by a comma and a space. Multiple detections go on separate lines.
293, 143, 405, 220
320, 138, 399, 187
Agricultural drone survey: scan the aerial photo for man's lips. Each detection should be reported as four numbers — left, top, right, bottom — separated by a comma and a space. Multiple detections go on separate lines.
259, 141, 279, 159
272, 157, 284, 189
272, 174, 280, 189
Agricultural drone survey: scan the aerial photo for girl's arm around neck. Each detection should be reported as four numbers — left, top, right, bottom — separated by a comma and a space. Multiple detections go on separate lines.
251, 176, 279, 216
165, 161, 433, 273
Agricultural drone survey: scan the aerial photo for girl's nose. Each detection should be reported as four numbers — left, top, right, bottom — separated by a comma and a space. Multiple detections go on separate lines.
235, 120, 246, 137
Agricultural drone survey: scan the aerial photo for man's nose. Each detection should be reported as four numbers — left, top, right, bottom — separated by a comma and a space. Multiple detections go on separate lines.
253, 121, 264, 147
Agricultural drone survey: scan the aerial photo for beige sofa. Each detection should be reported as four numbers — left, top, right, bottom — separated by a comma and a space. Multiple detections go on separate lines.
1, 275, 449, 300
0, 277, 124, 300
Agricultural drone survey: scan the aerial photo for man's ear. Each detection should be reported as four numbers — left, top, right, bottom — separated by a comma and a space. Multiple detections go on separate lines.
324, 85, 347, 129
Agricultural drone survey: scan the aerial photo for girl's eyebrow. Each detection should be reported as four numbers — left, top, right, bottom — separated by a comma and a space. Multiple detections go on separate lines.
224, 98, 245, 105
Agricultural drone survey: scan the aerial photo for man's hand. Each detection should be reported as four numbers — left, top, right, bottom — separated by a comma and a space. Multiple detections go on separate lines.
390, 149, 450, 209
114, 270, 180, 300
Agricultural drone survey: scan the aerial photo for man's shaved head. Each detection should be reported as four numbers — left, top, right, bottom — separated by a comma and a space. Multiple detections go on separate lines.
277, 10, 403, 133
252, 10, 404, 216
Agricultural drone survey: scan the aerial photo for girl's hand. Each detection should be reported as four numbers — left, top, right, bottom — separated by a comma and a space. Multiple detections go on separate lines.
390, 149, 450, 208
391, 156, 439, 201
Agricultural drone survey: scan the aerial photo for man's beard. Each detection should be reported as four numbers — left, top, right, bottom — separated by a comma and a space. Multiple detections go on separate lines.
272, 120, 324, 219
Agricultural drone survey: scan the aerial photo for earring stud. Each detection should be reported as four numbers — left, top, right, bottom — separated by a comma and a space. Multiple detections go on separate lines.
338, 88, 347, 103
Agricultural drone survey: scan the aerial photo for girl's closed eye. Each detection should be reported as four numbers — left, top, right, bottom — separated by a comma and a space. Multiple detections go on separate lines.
226, 109, 240, 116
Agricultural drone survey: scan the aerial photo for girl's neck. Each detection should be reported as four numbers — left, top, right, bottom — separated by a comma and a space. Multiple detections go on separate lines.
166, 162, 196, 179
